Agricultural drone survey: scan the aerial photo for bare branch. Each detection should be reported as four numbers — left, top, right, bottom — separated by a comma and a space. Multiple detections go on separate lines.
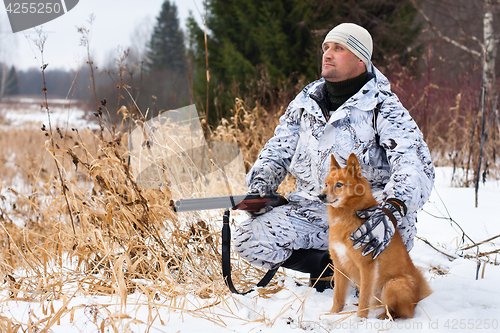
415, 236, 458, 261
460, 233, 500, 251
410, 0, 482, 59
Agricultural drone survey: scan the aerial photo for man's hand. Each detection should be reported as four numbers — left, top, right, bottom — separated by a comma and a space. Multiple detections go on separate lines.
248, 179, 272, 198
350, 202, 403, 259
247, 179, 273, 216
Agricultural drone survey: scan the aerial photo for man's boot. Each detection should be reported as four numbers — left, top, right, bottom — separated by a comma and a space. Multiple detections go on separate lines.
281, 249, 334, 292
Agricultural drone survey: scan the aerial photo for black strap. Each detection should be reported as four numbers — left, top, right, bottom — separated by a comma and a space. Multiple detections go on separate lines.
386, 197, 408, 217
222, 209, 278, 295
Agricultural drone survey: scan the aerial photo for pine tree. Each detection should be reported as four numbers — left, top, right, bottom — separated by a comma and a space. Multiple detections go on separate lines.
187, 0, 316, 123
210, 0, 317, 85
5, 65, 19, 96
146, 0, 187, 75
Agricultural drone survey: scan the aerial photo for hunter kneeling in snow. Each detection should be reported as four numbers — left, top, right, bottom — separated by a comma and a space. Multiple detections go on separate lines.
232, 22, 435, 292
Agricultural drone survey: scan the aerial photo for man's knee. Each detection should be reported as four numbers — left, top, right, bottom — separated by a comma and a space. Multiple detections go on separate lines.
232, 216, 292, 269
232, 217, 254, 252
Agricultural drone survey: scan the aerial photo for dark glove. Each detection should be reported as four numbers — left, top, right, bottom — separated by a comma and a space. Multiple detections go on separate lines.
350, 201, 404, 259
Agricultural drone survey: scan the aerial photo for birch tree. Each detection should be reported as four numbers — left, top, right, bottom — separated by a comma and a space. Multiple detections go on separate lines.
483, 1, 498, 105
411, 0, 500, 205
411, 0, 499, 126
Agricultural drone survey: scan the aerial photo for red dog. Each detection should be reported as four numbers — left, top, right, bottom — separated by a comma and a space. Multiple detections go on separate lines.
319, 153, 432, 318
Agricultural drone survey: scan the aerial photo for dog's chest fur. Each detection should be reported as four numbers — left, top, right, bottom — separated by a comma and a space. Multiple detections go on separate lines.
327, 212, 365, 266
329, 241, 349, 265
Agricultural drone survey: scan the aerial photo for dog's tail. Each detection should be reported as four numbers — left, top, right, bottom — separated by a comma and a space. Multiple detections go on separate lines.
381, 268, 432, 319
382, 275, 418, 318
417, 268, 433, 301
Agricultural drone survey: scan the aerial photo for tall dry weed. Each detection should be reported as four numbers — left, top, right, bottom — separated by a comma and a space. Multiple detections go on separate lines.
211, 98, 296, 194
0, 95, 286, 330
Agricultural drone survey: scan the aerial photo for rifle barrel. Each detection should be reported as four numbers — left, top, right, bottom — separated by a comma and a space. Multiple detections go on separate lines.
173, 195, 247, 212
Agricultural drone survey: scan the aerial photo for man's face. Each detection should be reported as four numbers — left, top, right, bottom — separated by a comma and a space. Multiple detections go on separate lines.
321, 42, 366, 82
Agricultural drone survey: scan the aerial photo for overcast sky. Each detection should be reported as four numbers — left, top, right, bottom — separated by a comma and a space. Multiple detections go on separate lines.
0, 0, 205, 71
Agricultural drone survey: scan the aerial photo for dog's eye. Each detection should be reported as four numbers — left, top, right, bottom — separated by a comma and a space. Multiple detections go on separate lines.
335, 182, 343, 188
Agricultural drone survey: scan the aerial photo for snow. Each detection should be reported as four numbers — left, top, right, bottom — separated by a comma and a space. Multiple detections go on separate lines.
0, 97, 99, 130
1, 168, 498, 332
1, 100, 499, 332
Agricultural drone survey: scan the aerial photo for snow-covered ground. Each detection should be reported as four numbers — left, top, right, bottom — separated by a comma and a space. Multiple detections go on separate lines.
0, 97, 98, 130
1, 99, 499, 332
1, 170, 499, 332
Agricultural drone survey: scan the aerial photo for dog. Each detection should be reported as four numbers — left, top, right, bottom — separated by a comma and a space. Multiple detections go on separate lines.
318, 153, 432, 319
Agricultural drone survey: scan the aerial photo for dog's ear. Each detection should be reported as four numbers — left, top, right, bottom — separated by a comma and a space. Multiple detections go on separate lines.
346, 153, 361, 177
330, 154, 341, 171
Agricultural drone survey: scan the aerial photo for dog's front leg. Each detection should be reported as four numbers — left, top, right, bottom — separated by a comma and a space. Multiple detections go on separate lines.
357, 266, 375, 318
330, 264, 348, 313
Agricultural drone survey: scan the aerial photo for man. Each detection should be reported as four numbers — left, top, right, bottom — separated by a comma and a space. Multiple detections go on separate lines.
232, 23, 435, 291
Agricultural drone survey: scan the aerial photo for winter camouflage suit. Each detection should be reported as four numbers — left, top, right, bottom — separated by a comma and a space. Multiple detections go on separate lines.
232, 66, 435, 270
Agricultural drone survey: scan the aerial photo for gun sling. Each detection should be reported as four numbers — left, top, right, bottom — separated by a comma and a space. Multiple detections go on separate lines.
222, 209, 279, 295
174, 194, 288, 294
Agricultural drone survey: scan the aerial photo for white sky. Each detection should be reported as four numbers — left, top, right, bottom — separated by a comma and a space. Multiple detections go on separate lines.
0, 0, 205, 71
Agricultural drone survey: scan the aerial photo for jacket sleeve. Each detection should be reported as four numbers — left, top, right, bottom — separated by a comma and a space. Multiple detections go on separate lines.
376, 93, 435, 216
246, 99, 302, 191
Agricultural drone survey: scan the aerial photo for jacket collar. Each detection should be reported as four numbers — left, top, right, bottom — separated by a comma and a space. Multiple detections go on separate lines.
307, 78, 330, 120
308, 66, 391, 112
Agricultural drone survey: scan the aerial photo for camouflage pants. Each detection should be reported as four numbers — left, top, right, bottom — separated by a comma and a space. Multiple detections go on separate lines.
232, 200, 329, 270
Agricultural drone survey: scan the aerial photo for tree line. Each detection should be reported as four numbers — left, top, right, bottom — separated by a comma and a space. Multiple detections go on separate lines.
1, 0, 499, 128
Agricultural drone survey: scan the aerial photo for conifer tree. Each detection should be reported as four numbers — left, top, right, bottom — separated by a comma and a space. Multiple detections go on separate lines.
146, 0, 187, 75
5, 65, 19, 96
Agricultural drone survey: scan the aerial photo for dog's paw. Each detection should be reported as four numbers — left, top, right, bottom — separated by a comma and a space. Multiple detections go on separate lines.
330, 304, 344, 314
377, 312, 390, 320
356, 309, 369, 319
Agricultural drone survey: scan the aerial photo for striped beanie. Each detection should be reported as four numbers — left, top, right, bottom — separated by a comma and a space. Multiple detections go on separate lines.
322, 23, 373, 69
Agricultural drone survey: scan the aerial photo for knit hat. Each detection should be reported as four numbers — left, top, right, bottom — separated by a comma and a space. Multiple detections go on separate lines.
322, 23, 373, 69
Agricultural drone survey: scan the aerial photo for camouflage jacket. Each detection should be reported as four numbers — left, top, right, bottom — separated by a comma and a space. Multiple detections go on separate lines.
247, 66, 435, 248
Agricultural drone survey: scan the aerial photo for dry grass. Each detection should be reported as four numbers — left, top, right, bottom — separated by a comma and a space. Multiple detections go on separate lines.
211, 98, 296, 194
0, 97, 293, 331
1, 24, 296, 326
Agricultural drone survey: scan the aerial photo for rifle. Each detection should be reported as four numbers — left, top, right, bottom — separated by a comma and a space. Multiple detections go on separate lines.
171, 193, 288, 295
172, 193, 288, 213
